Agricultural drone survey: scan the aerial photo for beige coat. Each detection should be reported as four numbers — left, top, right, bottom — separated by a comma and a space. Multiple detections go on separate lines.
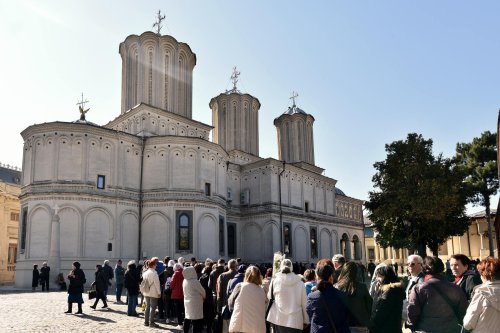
229, 282, 267, 333
141, 268, 161, 298
463, 281, 500, 333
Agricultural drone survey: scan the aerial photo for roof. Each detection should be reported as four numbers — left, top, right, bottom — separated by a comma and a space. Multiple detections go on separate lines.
469, 209, 497, 219
0, 166, 21, 185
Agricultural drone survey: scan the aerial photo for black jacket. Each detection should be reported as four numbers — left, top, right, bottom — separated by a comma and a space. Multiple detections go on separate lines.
32, 269, 40, 287
455, 270, 481, 301
124, 266, 140, 296
370, 282, 405, 333
68, 268, 86, 294
93, 270, 107, 292
40, 266, 50, 280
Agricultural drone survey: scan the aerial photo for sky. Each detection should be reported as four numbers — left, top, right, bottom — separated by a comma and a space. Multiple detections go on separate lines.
1, 1, 499, 212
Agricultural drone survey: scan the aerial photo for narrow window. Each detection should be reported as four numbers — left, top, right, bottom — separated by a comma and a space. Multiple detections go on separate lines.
228, 223, 236, 257
20, 208, 28, 253
310, 227, 317, 258
10, 212, 19, 221
219, 216, 225, 254
97, 175, 105, 189
305, 202, 309, 213
179, 213, 190, 250
8, 244, 16, 265
205, 183, 211, 196
107, 243, 112, 251
284, 223, 292, 255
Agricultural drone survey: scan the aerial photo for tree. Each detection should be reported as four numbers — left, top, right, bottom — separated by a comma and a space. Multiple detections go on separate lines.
365, 133, 469, 256
456, 131, 498, 257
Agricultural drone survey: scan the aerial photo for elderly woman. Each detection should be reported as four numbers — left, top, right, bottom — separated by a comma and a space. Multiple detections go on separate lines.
183, 266, 206, 333
66, 261, 86, 314
228, 265, 267, 333
170, 262, 185, 328
267, 259, 309, 333
463, 257, 500, 333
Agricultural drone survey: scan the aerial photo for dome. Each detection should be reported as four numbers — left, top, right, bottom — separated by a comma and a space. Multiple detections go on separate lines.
335, 187, 346, 196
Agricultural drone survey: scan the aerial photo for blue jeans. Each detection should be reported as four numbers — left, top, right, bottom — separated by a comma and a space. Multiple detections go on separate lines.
116, 283, 123, 301
128, 294, 137, 315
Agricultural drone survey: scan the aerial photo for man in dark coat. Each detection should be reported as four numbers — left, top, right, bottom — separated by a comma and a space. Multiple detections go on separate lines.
332, 254, 345, 284
40, 262, 50, 291
217, 259, 237, 333
102, 259, 114, 299
367, 261, 376, 278
450, 254, 481, 301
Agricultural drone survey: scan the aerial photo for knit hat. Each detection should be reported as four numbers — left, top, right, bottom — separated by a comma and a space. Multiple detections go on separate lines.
237, 264, 248, 274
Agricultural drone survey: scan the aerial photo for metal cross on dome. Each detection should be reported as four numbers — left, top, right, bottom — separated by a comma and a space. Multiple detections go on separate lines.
77, 93, 90, 121
153, 10, 166, 35
290, 91, 299, 107
230, 66, 241, 92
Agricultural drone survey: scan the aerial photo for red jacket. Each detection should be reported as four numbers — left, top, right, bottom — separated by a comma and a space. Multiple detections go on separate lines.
170, 269, 184, 300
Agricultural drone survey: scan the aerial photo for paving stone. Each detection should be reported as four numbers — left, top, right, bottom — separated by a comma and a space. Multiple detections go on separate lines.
0, 289, 181, 332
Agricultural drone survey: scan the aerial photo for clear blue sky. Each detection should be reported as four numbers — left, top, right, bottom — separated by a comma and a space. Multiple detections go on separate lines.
1, 1, 499, 211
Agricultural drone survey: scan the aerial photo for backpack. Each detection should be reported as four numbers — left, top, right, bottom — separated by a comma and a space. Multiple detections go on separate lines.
140, 277, 151, 293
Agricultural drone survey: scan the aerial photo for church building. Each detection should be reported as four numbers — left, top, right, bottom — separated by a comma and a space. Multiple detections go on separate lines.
15, 26, 364, 287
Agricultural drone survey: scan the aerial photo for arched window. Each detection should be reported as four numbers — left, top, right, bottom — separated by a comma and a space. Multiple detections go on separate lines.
177, 212, 191, 251
352, 235, 361, 260
179, 214, 189, 250
284, 223, 292, 255
310, 227, 317, 258
341, 233, 350, 259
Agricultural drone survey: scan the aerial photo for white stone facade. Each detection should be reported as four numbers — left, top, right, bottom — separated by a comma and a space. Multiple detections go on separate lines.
15, 30, 364, 287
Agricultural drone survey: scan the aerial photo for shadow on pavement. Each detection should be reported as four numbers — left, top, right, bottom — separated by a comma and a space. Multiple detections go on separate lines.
79, 313, 116, 323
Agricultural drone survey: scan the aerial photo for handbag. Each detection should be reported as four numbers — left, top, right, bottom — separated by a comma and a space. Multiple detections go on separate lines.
265, 280, 274, 318
88, 287, 97, 300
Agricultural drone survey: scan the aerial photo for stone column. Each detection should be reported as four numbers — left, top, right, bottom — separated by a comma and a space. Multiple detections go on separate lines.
48, 212, 60, 279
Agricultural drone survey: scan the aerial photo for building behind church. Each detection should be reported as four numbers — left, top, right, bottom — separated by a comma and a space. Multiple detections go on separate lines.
0, 164, 21, 284
15, 28, 364, 287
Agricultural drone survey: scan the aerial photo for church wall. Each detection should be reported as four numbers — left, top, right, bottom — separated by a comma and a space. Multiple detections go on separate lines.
32, 137, 53, 182
57, 137, 84, 182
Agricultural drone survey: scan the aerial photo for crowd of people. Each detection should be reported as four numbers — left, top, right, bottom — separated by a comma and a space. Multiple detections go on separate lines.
31, 253, 500, 333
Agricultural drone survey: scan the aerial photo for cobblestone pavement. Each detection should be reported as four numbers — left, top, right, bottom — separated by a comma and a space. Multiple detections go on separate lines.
0, 289, 182, 332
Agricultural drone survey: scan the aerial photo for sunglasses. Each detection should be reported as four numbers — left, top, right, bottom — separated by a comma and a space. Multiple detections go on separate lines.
409, 262, 420, 267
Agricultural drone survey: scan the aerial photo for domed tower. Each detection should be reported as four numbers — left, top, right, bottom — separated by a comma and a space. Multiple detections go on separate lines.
119, 31, 196, 118
274, 92, 315, 165
209, 68, 260, 155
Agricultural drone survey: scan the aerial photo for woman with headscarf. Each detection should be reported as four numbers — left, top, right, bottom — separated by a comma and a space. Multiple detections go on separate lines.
266, 259, 309, 333
307, 264, 350, 333
66, 261, 86, 314
183, 265, 206, 333
32, 264, 40, 292
170, 262, 185, 328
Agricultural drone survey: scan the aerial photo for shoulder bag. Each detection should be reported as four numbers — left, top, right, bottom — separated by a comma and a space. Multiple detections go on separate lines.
319, 296, 338, 333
